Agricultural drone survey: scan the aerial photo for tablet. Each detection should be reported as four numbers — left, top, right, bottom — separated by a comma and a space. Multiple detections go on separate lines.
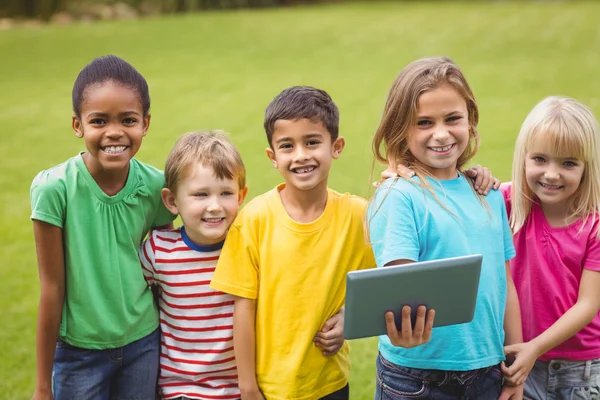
344, 254, 482, 340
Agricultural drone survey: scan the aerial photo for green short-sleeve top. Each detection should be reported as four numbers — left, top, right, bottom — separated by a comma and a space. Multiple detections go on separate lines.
30, 153, 176, 349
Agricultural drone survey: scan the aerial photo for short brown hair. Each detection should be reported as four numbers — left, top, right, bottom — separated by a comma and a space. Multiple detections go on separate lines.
264, 86, 339, 147
164, 131, 246, 193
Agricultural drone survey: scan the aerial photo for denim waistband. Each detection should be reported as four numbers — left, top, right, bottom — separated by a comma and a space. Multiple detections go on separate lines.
378, 353, 501, 386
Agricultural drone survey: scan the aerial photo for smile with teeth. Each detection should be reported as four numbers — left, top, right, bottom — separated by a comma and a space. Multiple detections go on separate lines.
202, 217, 225, 223
539, 182, 563, 190
293, 166, 316, 174
102, 145, 127, 154
429, 144, 454, 153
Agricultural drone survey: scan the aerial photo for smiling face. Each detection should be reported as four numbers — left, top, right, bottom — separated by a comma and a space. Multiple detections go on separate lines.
73, 81, 150, 178
406, 83, 470, 180
525, 136, 585, 216
266, 118, 345, 195
163, 163, 247, 246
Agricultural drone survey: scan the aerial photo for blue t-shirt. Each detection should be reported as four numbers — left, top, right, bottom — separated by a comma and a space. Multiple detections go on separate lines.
368, 174, 515, 371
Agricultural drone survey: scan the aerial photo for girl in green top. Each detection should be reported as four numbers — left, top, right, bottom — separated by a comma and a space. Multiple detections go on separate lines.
30, 55, 175, 400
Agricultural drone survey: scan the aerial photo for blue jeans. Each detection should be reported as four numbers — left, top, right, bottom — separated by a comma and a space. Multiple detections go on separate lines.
375, 353, 503, 400
53, 329, 160, 400
524, 359, 600, 400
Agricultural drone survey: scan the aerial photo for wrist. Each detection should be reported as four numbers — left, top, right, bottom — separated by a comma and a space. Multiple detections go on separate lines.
239, 380, 260, 395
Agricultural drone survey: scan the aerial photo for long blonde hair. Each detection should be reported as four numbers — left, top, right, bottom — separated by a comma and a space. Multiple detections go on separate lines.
511, 96, 600, 237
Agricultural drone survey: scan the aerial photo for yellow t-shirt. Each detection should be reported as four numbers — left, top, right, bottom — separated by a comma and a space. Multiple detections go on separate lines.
210, 184, 375, 400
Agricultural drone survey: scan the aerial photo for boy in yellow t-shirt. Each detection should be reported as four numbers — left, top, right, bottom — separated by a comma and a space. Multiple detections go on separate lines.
210, 86, 375, 400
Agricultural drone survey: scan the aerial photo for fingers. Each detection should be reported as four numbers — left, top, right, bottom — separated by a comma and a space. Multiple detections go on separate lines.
492, 177, 501, 190
396, 165, 415, 178
401, 305, 413, 339
385, 310, 400, 340
422, 308, 435, 342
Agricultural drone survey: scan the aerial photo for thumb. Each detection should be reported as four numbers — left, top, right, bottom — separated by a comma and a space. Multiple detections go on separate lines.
321, 319, 335, 333
465, 168, 477, 178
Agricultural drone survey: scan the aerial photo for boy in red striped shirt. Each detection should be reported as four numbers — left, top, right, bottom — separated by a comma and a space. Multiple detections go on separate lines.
139, 131, 248, 400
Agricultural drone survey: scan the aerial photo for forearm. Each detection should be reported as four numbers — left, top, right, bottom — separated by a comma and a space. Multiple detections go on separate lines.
503, 264, 523, 346
233, 297, 260, 395
529, 301, 598, 357
35, 289, 63, 392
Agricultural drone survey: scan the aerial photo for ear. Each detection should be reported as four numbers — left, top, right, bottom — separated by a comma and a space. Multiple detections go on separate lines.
266, 147, 278, 168
72, 116, 83, 138
332, 136, 345, 159
142, 114, 151, 137
238, 185, 249, 205
161, 188, 179, 216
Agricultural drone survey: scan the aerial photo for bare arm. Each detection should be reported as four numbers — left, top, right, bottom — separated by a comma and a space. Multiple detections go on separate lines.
499, 261, 524, 400
503, 261, 523, 347
32, 221, 65, 400
233, 297, 264, 400
504, 269, 600, 387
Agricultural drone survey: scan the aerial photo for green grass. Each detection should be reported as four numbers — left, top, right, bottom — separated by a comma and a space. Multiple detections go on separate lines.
2, 1, 600, 398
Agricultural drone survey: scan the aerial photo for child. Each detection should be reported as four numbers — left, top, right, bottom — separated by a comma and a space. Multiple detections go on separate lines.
210, 86, 377, 400
30, 55, 176, 400
139, 131, 247, 400
367, 56, 523, 400
500, 97, 600, 399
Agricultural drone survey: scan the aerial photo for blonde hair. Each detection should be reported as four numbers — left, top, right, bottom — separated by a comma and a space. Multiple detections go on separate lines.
164, 131, 246, 193
511, 96, 600, 237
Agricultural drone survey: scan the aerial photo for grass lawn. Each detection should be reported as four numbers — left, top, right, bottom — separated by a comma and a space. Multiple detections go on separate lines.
1, 1, 600, 398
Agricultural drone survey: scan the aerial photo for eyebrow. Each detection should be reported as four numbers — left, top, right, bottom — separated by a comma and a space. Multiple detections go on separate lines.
417, 111, 464, 119
274, 133, 324, 144
86, 111, 141, 118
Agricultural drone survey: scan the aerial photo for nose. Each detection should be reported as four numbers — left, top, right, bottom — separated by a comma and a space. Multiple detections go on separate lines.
105, 123, 124, 138
544, 164, 561, 180
293, 147, 310, 162
206, 196, 222, 213
432, 126, 450, 142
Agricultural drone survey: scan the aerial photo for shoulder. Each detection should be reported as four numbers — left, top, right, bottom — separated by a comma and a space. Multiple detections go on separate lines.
30, 157, 77, 196
130, 159, 165, 188
327, 188, 367, 216
231, 189, 277, 228
372, 177, 420, 206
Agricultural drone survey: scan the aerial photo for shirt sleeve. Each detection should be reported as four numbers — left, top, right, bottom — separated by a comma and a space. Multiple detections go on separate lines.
30, 170, 66, 228
139, 232, 157, 286
583, 218, 600, 271
151, 201, 177, 228
368, 182, 419, 267
210, 222, 259, 299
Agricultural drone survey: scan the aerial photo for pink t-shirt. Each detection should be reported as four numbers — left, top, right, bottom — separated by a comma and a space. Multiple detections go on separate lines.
501, 183, 600, 361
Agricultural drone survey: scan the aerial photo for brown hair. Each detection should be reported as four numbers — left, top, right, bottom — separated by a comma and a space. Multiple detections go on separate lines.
164, 131, 246, 193
264, 86, 339, 147
372, 56, 480, 178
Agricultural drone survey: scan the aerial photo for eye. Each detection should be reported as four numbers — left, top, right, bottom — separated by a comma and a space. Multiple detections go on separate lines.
194, 192, 208, 197
89, 118, 105, 125
123, 117, 137, 124
417, 120, 431, 127
446, 116, 462, 123
307, 140, 321, 146
563, 160, 578, 167
533, 156, 545, 163
222, 191, 234, 196
279, 143, 292, 150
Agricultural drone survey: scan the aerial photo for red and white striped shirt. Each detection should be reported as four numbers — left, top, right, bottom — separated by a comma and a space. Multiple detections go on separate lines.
139, 227, 239, 400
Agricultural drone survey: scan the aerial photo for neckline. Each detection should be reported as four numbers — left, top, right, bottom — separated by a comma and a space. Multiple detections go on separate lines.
181, 226, 224, 252
75, 152, 137, 204
270, 183, 335, 232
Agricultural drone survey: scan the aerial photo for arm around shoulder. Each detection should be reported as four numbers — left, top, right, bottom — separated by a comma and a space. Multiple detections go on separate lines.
32, 220, 65, 400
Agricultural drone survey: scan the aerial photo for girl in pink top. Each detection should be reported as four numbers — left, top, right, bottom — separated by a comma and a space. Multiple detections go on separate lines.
501, 96, 600, 399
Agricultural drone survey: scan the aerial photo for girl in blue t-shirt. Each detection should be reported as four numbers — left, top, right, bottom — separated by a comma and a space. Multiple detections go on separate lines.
367, 56, 523, 400
30, 55, 175, 400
